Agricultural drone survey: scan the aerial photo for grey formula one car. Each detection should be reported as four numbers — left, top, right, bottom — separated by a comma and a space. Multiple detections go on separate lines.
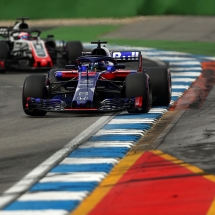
0, 17, 83, 72
22, 41, 171, 116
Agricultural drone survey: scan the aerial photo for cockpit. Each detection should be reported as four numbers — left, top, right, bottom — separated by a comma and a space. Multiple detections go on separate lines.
76, 56, 124, 73
78, 60, 109, 72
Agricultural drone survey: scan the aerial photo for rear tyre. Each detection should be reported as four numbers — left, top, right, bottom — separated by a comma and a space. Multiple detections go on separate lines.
65, 41, 83, 64
144, 67, 171, 106
125, 72, 152, 113
0, 42, 9, 73
22, 74, 47, 116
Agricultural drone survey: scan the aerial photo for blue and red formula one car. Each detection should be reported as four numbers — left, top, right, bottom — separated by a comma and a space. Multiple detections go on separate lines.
22, 41, 171, 116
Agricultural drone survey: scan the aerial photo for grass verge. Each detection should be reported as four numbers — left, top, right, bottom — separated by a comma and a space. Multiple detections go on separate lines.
106, 39, 215, 57
40, 26, 120, 43
41, 26, 215, 56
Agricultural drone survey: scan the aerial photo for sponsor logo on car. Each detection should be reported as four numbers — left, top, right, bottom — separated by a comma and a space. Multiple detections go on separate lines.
112, 51, 139, 60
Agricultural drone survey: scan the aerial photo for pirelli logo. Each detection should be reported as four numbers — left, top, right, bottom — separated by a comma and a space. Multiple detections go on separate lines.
112, 51, 139, 60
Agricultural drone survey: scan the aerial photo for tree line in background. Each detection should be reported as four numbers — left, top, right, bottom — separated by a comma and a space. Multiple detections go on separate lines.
0, 0, 214, 20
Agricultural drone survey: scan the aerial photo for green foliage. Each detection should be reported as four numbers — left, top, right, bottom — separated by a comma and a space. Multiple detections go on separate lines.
0, 0, 141, 19
0, 0, 215, 20
137, 0, 215, 15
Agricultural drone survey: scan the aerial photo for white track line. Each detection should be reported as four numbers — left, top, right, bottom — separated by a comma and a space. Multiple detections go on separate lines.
172, 92, 183, 97
109, 119, 156, 124
95, 129, 145, 135
18, 191, 88, 201
40, 172, 107, 183
171, 72, 201, 77
169, 61, 201, 65
172, 78, 196, 82
0, 211, 68, 215
79, 142, 133, 148
61, 157, 119, 165
170, 67, 201, 71
172, 85, 189, 89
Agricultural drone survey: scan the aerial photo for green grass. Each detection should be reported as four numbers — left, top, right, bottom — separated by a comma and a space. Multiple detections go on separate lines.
106, 39, 215, 57
41, 25, 120, 42
41, 26, 215, 57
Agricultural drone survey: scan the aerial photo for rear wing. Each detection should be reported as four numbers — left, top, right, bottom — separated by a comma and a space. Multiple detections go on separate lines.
112, 51, 142, 72
0, 27, 10, 37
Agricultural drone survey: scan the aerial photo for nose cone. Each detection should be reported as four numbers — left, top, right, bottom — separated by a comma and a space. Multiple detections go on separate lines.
40, 59, 47, 67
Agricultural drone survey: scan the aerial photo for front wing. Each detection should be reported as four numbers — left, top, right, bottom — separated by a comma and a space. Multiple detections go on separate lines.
25, 97, 135, 112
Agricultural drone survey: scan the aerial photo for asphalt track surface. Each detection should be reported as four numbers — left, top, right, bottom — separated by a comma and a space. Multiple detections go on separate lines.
104, 15, 215, 42
0, 72, 115, 194
0, 16, 215, 213
159, 77, 215, 174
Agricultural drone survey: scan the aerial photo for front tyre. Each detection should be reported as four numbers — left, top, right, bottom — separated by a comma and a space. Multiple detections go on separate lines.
22, 74, 47, 116
125, 72, 152, 113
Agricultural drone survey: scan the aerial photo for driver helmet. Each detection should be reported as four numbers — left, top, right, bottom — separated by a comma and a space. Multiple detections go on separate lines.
18, 32, 30, 40
93, 61, 106, 71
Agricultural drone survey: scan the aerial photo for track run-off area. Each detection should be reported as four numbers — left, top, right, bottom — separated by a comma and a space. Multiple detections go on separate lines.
0, 43, 215, 214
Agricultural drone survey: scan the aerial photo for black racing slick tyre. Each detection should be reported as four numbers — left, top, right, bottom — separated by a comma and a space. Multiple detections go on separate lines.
145, 67, 171, 106
65, 41, 83, 63
125, 72, 152, 113
0, 42, 9, 73
22, 74, 47, 116
0, 42, 9, 59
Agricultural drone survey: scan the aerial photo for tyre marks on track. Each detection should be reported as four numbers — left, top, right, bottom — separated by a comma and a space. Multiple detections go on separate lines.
171, 62, 215, 110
